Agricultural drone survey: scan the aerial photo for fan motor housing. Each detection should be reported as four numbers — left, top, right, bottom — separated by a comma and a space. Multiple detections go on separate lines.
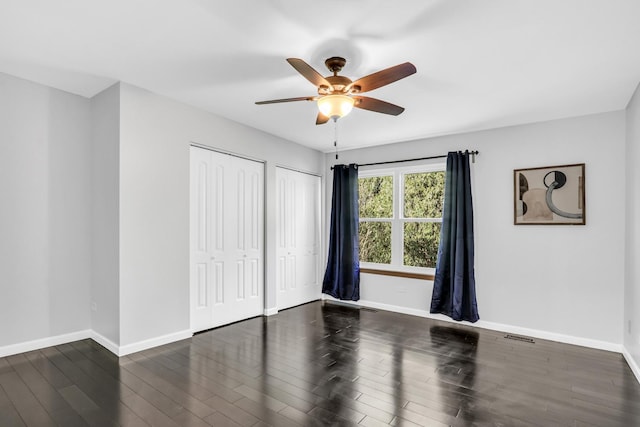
322, 75, 353, 94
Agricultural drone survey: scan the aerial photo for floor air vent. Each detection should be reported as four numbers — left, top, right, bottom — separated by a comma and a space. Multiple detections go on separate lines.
359, 307, 378, 313
504, 334, 535, 343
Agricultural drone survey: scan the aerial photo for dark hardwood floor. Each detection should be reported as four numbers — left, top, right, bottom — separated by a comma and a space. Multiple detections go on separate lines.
1, 301, 639, 426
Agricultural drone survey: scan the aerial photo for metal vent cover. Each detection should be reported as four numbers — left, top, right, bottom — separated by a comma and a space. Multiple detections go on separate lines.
504, 334, 535, 343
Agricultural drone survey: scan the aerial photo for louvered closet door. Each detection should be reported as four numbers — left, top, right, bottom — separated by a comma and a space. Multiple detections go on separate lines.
190, 146, 264, 332
276, 167, 321, 310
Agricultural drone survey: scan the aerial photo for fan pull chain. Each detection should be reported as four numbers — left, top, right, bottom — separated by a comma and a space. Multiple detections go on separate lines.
334, 119, 339, 160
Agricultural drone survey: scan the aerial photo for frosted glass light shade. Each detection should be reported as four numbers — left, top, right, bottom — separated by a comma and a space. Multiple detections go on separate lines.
317, 95, 355, 119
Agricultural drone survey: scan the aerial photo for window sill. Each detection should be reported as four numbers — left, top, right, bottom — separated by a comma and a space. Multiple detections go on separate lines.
360, 267, 435, 281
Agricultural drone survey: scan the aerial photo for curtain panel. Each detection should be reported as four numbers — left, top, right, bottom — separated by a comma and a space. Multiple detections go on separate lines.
322, 163, 360, 301
430, 151, 479, 322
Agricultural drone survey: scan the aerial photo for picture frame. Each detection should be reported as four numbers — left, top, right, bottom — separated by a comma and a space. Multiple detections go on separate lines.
514, 163, 585, 225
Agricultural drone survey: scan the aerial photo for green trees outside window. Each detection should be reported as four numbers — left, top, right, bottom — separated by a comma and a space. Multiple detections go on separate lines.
359, 222, 392, 263
358, 168, 444, 269
358, 175, 393, 264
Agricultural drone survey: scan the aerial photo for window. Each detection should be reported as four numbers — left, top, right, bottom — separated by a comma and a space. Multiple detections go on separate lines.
358, 164, 445, 271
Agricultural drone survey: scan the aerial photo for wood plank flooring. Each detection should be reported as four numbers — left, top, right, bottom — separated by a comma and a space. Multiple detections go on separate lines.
1, 300, 639, 426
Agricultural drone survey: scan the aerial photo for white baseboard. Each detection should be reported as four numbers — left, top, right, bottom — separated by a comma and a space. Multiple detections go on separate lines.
89, 331, 120, 356
264, 307, 278, 316
0, 330, 92, 358
117, 329, 192, 357
476, 319, 622, 353
325, 297, 622, 353
1, 328, 194, 358
623, 347, 640, 383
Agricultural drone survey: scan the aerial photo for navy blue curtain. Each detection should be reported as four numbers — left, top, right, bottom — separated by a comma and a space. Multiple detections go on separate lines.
323, 164, 360, 301
430, 151, 479, 322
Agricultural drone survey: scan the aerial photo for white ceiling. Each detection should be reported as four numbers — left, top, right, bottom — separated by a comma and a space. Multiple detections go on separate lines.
1, 0, 639, 152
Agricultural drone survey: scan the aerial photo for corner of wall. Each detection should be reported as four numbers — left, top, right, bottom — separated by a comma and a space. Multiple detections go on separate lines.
0, 72, 93, 349
624, 79, 640, 377
89, 82, 121, 346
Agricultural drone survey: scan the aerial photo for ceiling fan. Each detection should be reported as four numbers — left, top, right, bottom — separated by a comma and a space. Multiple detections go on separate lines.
256, 57, 417, 125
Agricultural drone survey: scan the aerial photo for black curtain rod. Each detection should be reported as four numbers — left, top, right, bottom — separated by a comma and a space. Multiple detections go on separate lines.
331, 150, 479, 170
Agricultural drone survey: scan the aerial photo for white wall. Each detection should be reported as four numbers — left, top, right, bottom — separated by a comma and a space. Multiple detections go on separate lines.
0, 75, 325, 355
0, 69, 631, 359
625, 83, 640, 373
118, 83, 325, 348
90, 83, 121, 346
0, 73, 91, 349
327, 111, 626, 348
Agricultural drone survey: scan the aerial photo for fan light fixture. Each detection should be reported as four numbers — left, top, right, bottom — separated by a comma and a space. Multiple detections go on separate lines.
255, 57, 417, 126
317, 94, 355, 120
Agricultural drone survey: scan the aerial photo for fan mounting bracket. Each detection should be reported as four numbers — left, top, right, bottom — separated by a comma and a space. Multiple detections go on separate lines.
325, 57, 347, 75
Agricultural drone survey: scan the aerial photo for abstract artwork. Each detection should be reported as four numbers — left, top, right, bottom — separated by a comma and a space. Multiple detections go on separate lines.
514, 163, 585, 225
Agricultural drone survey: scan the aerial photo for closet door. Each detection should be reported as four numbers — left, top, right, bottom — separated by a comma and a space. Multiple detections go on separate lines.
190, 147, 264, 332
276, 167, 321, 310
224, 155, 263, 324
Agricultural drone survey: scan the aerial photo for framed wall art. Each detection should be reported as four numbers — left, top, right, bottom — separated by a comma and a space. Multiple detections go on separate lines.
514, 163, 585, 225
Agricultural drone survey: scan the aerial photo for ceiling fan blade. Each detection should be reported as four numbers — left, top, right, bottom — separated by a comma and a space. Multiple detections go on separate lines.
316, 113, 330, 125
353, 96, 405, 116
287, 58, 333, 90
255, 96, 315, 105
349, 62, 416, 93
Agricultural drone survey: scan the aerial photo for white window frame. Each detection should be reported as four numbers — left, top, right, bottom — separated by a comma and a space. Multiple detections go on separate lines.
359, 162, 446, 275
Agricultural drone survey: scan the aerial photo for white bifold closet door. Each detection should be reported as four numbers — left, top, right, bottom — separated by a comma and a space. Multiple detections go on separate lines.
190, 146, 264, 332
276, 167, 321, 310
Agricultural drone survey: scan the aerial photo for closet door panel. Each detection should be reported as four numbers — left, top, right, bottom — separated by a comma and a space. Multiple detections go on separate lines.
276, 167, 321, 310
190, 148, 213, 330
191, 147, 264, 332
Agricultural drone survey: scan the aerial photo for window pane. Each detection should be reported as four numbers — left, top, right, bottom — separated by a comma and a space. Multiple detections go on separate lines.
359, 176, 393, 218
403, 222, 441, 268
404, 172, 445, 218
359, 222, 391, 264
